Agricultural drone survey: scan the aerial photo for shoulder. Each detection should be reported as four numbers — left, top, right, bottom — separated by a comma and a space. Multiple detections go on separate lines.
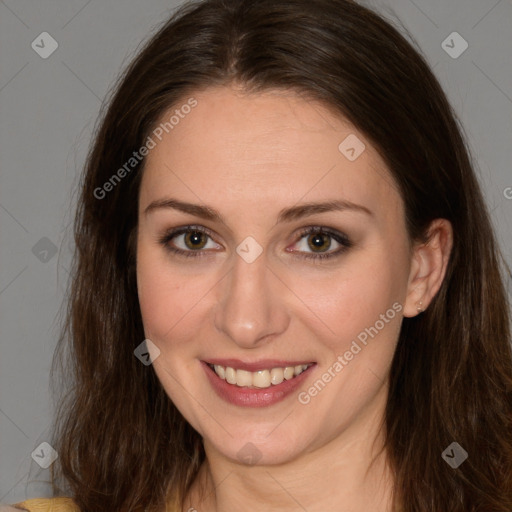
5, 497, 80, 512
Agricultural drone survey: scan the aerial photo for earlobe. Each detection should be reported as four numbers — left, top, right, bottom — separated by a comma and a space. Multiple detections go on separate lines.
403, 218, 453, 318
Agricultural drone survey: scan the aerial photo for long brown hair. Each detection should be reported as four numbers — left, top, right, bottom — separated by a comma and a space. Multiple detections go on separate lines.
49, 0, 512, 510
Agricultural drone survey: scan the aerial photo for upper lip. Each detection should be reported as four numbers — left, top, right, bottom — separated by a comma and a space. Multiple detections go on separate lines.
203, 358, 315, 372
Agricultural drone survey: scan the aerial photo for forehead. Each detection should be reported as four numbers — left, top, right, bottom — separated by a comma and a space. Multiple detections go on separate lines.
139, 86, 402, 225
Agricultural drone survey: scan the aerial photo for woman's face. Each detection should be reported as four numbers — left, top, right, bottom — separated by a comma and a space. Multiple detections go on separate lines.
136, 86, 416, 465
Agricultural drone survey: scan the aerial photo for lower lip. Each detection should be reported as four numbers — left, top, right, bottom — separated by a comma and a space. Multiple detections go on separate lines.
201, 361, 315, 408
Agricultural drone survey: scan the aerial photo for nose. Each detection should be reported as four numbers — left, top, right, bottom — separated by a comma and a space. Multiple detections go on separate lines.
213, 249, 290, 348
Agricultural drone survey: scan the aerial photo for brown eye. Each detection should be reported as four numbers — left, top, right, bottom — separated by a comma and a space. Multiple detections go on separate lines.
307, 232, 332, 252
288, 226, 353, 261
184, 230, 208, 250
158, 225, 221, 258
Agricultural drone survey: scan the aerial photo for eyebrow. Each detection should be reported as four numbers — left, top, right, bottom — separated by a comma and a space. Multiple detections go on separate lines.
144, 197, 373, 223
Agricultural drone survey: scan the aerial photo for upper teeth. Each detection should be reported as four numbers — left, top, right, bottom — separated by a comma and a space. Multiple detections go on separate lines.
211, 364, 310, 388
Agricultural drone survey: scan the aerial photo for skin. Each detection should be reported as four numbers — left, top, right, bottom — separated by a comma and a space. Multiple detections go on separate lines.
136, 85, 453, 512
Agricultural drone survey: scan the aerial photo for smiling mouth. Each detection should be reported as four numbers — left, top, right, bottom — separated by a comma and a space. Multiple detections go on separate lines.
206, 362, 314, 389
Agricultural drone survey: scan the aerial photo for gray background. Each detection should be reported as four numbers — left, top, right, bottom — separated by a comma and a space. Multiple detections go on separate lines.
1, 0, 511, 504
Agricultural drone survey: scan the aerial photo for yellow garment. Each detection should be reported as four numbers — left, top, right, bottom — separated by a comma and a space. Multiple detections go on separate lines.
10, 498, 80, 512
11, 496, 180, 511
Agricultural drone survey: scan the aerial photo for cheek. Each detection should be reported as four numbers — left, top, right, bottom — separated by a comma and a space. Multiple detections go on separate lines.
136, 242, 220, 364
289, 249, 405, 371
136, 244, 190, 342
298, 258, 400, 331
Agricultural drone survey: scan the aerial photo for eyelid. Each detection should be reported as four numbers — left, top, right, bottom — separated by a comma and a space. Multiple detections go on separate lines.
293, 225, 352, 247
158, 224, 222, 258
158, 224, 353, 260
287, 225, 353, 260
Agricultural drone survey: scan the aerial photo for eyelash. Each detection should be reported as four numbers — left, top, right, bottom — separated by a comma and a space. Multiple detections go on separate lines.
157, 225, 353, 261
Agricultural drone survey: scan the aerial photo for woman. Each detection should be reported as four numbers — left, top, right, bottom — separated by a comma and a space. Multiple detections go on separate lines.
10, 0, 512, 510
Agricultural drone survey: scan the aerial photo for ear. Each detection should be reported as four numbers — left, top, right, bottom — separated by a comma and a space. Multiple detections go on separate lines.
403, 218, 453, 318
